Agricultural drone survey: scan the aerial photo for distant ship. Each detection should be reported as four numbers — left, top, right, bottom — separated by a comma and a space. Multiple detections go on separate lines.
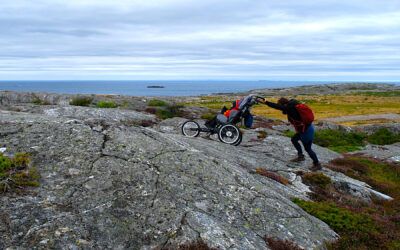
147, 85, 165, 88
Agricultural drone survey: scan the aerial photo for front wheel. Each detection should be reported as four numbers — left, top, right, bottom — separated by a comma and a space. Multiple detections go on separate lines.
218, 124, 241, 144
181, 120, 200, 137
233, 131, 243, 146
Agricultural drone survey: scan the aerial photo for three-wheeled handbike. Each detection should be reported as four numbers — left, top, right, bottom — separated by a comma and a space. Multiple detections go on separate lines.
181, 95, 264, 146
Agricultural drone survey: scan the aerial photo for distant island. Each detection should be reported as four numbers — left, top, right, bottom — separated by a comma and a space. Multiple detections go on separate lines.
147, 85, 165, 88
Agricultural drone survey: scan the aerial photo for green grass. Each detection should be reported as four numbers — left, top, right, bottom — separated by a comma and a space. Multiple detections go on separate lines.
323, 156, 400, 249
70, 96, 93, 106
0, 153, 39, 192
353, 91, 400, 97
368, 128, 400, 145
302, 172, 332, 189
313, 129, 367, 153
31, 99, 42, 104
154, 103, 184, 120
94, 101, 118, 108
148, 100, 167, 106
292, 198, 377, 233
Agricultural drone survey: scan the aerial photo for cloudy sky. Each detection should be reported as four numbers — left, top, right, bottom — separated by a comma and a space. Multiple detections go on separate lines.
1, 0, 400, 80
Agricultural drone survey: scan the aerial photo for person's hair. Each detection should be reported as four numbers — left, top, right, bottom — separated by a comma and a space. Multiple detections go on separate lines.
277, 97, 289, 106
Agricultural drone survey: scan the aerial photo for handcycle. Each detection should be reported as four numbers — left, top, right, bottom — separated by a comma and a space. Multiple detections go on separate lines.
181, 95, 264, 146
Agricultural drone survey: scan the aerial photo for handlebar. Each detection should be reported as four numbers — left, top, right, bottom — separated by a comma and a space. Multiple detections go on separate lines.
253, 96, 265, 104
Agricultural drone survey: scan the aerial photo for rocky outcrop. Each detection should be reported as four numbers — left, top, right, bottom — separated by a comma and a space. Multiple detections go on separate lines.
1, 84, 398, 249
1, 102, 395, 249
249, 82, 400, 97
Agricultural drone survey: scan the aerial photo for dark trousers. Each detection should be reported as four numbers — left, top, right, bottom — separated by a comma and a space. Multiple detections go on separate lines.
291, 133, 319, 164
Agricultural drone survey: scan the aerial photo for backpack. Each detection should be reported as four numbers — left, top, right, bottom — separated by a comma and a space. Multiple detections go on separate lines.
295, 103, 314, 125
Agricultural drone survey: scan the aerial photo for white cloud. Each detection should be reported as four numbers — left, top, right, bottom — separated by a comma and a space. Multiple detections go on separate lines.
0, 0, 399, 80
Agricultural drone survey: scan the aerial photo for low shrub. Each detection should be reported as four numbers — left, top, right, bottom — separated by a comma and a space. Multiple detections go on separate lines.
140, 120, 156, 127
263, 236, 304, 250
177, 239, 217, 250
145, 107, 157, 114
155, 103, 184, 120
313, 129, 367, 152
368, 128, 400, 145
70, 96, 93, 106
14, 153, 31, 168
256, 168, 289, 185
317, 156, 400, 249
148, 100, 167, 106
31, 99, 50, 105
292, 197, 377, 233
0, 153, 39, 192
302, 172, 332, 189
166, 103, 184, 116
31, 99, 42, 104
156, 109, 172, 119
94, 101, 118, 108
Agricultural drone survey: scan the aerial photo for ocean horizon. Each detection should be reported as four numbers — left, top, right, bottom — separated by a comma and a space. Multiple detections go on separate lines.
0, 80, 399, 97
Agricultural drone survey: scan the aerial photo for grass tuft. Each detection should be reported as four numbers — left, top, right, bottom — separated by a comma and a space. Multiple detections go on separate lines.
70, 96, 93, 106
368, 128, 400, 145
313, 129, 367, 153
94, 101, 118, 108
0, 153, 39, 192
148, 100, 167, 106
302, 172, 332, 189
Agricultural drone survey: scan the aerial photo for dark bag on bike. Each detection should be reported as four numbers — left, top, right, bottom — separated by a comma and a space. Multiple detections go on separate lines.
244, 114, 253, 128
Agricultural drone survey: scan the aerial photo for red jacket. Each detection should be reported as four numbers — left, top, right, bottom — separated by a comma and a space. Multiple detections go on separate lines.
224, 99, 241, 117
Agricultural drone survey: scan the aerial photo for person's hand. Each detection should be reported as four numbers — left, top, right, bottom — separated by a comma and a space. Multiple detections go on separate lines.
260, 98, 267, 104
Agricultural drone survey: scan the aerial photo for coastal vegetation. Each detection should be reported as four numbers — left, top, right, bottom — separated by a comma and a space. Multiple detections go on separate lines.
0, 153, 39, 192
146, 102, 184, 119
313, 129, 367, 153
252, 94, 400, 123
69, 96, 93, 106
294, 156, 400, 249
31, 99, 50, 105
283, 128, 400, 153
185, 94, 400, 125
148, 99, 167, 106
94, 101, 118, 108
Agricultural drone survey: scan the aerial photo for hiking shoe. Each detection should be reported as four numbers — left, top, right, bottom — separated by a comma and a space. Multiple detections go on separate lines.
290, 154, 305, 162
311, 162, 322, 171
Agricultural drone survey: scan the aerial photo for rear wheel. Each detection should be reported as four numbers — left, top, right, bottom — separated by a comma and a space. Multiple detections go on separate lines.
181, 120, 200, 137
218, 124, 241, 144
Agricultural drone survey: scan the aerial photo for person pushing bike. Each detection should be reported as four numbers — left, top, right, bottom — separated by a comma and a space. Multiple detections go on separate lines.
261, 97, 322, 171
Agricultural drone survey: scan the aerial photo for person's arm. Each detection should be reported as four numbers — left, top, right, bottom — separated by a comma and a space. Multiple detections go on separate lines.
264, 100, 290, 112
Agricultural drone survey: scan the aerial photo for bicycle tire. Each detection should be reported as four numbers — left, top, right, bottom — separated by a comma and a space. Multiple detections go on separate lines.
218, 124, 240, 144
181, 120, 200, 137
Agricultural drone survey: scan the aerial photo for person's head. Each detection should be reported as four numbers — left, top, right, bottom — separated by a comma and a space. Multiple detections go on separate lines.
278, 97, 289, 106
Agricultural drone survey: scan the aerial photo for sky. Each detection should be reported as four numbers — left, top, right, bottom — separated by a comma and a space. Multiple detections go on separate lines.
1, 0, 400, 81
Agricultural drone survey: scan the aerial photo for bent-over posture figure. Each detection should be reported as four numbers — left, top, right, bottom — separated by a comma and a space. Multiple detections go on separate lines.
262, 97, 321, 171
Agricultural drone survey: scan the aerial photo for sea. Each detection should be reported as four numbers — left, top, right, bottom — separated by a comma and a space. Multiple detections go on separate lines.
0, 80, 398, 97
